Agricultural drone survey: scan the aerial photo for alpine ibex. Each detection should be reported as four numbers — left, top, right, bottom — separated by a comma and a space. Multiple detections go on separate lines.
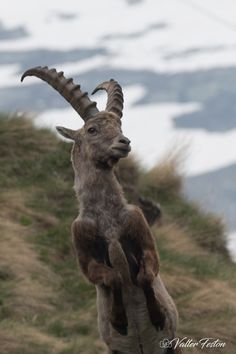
21, 66, 180, 354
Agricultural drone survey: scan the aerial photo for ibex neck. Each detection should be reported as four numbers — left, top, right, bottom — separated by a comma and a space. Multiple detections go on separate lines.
74, 162, 126, 217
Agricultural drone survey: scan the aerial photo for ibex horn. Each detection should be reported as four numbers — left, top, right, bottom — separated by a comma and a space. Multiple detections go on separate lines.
92, 79, 124, 118
21, 66, 99, 121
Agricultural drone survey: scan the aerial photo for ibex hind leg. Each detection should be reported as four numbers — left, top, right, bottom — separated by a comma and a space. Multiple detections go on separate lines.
110, 286, 128, 335
143, 283, 166, 331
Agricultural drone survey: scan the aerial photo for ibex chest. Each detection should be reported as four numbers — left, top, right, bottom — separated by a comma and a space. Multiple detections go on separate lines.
87, 205, 125, 241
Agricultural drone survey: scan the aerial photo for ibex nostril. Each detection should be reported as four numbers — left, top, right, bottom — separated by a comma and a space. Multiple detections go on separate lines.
119, 137, 131, 145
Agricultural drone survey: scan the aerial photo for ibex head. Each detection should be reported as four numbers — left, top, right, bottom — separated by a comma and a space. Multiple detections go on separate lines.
21, 66, 131, 170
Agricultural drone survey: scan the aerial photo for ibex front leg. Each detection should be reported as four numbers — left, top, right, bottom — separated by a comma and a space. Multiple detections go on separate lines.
122, 206, 166, 331
72, 219, 128, 335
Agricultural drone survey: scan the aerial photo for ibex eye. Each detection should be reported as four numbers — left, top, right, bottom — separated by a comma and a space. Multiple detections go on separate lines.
87, 127, 97, 135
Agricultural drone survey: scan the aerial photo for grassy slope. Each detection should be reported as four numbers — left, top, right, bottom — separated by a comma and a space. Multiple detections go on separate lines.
0, 114, 235, 354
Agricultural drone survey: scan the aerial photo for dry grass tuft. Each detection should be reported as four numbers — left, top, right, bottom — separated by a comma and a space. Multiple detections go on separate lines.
140, 148, 185, 199
156, 223, 208, 257
0, 191, 60, 319
0, 324, 68, 354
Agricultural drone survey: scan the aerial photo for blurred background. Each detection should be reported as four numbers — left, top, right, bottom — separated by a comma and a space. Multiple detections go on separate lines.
0, 1, 236, 353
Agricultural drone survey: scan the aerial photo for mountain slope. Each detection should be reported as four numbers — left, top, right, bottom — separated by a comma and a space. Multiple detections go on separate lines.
0, 114, 235, 354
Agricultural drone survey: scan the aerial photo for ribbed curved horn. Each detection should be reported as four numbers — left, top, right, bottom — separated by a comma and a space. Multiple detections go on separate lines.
21, 66, 99, 121
92, 79, 124, 118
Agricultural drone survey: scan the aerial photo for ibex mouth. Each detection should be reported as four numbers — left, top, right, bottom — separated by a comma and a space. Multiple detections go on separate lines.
112, 145, 131, 154
112, 145, 131, 159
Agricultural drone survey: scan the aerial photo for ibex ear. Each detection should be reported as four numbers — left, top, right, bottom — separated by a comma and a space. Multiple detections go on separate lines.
56, 126, 76, 141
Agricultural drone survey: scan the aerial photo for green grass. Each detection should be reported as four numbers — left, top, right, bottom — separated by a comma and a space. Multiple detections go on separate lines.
159, 245, 233, 280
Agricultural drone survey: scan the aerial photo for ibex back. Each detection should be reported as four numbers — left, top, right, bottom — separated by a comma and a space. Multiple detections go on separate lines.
21, 66, 180, 354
